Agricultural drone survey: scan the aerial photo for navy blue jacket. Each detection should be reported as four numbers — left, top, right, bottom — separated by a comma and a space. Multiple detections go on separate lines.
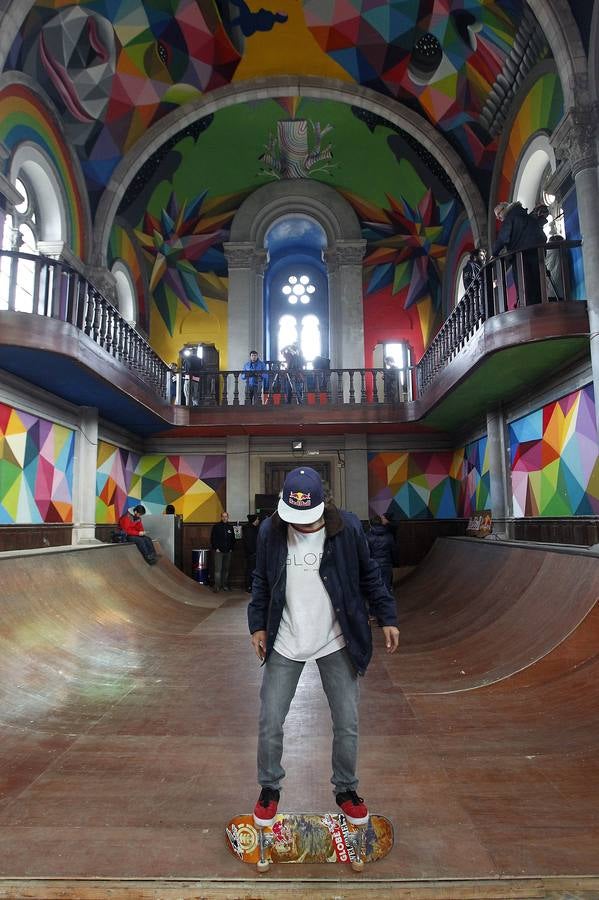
247, 505, 398, 675
366, 524, 396, 568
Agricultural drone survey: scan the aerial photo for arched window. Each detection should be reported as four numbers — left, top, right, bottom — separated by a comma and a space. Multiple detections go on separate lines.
0, 176, 39, 312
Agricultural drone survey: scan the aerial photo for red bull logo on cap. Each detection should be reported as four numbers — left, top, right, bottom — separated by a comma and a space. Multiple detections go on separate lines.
288, 490, 312, 508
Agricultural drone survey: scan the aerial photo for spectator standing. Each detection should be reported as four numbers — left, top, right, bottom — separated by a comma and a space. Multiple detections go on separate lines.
383, 356, 399, 403
367, 514, 397, 591
119, 504, 158, 565
281, 344, 305, 404
242, 350, 269, 405
211, 511, 236, 592
242, 513, 261, 593
492, 201, 546, 306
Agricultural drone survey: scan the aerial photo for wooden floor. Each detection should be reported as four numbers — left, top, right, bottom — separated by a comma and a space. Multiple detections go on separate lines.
0, 538, 598, 899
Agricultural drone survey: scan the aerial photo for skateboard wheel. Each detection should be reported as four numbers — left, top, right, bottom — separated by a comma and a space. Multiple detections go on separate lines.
256, 859, 270, 873
351, 859, 365, 872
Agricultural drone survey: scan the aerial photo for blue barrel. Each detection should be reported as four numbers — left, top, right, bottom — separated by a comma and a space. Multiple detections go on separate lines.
192, 548, 210, 584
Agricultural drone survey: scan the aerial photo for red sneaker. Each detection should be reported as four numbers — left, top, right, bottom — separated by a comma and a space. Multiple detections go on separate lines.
336, 790, 369, 825
253, 787, 280, 827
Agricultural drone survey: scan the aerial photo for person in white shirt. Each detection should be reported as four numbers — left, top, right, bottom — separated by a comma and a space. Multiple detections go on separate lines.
248, 466, 400, 828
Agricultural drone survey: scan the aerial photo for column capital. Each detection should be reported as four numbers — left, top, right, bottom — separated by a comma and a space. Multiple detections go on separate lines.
223, 242, 267, 272
323, 241, 366, 272
552, 105, 599, 177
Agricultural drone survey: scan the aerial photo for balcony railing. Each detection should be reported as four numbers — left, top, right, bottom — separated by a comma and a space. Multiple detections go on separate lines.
175, 364, 413, 408
0, 250, 171, 400
0, 240, 583, 412
416, 239, 583, 394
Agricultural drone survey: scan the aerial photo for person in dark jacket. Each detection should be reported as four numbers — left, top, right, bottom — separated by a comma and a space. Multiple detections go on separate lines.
118, 504, 157, 565
242, 513, 260, 592
248, 467, 399, 830
492, 201, 546, 305
367, 515, 396, 591
210, 510, 235, 592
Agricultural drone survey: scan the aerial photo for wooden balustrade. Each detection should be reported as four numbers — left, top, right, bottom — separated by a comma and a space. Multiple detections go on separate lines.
0, 250, 171, 401
416, 239, 582, 394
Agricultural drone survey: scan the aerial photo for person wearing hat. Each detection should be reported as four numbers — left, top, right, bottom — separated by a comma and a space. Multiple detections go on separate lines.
118, 504, 158, 565
248, 467, 399, 828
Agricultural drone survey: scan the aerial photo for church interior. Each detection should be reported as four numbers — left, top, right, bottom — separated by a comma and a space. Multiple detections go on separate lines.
1, 1, 599, 897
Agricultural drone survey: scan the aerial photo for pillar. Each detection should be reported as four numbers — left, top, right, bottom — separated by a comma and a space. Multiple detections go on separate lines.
224, 242, 267, 377
486, 408, 510, 536
552, 106, 599, 427
72, 406, 100, 545
343, 434, 369, 520
226, 435, 250, 522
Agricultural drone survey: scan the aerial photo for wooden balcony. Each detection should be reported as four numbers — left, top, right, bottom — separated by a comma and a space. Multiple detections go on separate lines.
0, 246, 590, 437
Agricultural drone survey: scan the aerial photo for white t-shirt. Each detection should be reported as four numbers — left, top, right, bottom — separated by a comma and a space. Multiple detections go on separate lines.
274, 524, 346, 662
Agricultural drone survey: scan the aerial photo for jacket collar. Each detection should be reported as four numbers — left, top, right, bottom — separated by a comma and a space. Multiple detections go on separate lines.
271, 502, 344, 537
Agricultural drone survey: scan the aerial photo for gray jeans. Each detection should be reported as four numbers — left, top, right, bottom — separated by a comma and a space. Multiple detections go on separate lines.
213, 550, 231, 589
257, 647, 360, 794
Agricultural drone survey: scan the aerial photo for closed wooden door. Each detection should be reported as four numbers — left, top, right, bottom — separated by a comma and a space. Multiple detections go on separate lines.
264, 461, 331, 496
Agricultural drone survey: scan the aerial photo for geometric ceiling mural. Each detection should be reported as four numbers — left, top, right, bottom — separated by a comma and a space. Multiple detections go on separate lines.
509, 384, 599, 517
0, 401, 74, 524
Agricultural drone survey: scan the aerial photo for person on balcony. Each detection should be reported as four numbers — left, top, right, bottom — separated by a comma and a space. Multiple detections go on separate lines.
242, 350, 269, 405
281, 343, 305, 404
463, 248, 486, 312
118, 504, 158, 565
383, 356, 400, 403
492, 201, 547, 306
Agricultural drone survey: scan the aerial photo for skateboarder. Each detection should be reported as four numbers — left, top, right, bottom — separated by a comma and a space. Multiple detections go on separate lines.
248, 467, 399, 829
118, 504, 158, 565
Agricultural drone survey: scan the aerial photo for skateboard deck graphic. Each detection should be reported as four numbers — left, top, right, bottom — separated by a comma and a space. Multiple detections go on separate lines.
225, 812, 393, 866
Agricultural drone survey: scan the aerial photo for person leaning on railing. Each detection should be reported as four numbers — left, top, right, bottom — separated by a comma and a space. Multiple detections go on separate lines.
491, 201, 547, 306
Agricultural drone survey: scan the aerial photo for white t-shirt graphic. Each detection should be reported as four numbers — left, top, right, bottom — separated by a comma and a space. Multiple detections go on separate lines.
274, 524, 346, 661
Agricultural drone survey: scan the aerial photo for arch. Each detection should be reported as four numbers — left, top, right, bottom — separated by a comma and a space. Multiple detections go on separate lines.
230, 179, 361, 245
512, 133, 556, 212
589, 1, 599, 105
93, 77, 487, 261
112, 260, 138, 325
225, 180, 365, 373
9, 142, 67, 243
527, 0, 588, 109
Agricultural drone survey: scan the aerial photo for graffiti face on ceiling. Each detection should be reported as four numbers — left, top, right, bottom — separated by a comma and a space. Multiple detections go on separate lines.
9, 0, 525, 198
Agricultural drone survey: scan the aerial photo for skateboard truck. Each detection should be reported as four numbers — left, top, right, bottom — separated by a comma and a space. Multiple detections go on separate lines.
348, 823, 366, 872
256, 825, 274, 873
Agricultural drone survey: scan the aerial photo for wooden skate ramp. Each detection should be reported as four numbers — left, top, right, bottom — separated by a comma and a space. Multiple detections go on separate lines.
389, 537, 599, 694
0, 543, 222, 732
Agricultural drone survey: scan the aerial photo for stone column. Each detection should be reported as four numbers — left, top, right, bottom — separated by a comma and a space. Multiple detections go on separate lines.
343, 434, 369, 520
226, 435, 250, 522
552, 107, 599, 426
486, 408, 511, 536
325, 241, 367, 368
72, 406, 100, 545
224, 242, 267, 373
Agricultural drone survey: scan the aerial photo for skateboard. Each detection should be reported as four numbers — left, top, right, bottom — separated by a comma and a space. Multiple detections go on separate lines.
225, 812, 393, 873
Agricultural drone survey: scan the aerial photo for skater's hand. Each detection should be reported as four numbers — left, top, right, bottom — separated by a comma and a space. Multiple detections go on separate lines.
382, 625, 400, 654
251, 630, 267, 661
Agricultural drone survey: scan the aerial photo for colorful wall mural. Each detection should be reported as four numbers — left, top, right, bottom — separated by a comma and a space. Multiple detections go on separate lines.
111, 97, 463, 365
368, 438, 490, 520
0, 401, 74, 524
495, 70, 564, 204
96, 441, 226, 523
509, 384, 599, 517
0, 83, 87, 259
